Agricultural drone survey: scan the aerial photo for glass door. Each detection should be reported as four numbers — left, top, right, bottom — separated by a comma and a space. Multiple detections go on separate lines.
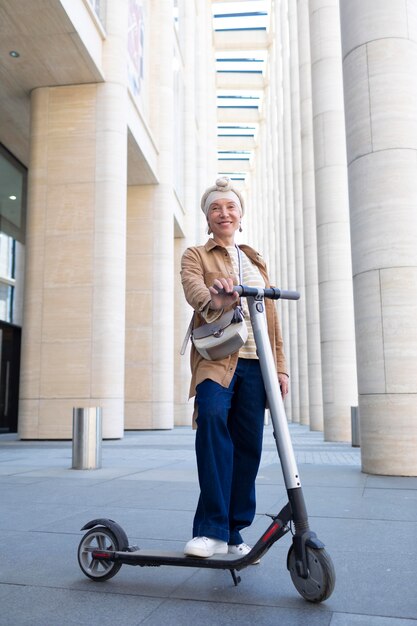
0, 321, 21, 433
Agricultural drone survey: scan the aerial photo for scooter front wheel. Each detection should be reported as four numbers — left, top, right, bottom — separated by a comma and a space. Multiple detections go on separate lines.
287, 545, 335, 603
78, 527, 122, 581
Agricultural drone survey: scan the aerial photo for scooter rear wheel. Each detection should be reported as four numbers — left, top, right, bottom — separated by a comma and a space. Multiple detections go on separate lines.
287, 545, 335, 603
78, 527, 122, 581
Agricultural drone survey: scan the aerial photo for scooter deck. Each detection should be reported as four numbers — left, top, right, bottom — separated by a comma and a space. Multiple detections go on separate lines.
93, 548, 257, 570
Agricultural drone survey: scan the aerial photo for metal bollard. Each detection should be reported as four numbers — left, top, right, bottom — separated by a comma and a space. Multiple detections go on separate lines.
72, 407, 102, 469
351, 406, 361, 448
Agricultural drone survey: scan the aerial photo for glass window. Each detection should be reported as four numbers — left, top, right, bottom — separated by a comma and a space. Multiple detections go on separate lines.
87, 0, 106, 25
0, 283, 14, 323
173, 0, 179, 31
0, 146, 26, 244
173, 0, 185, 51
127, 0, 147, 113
0, 235, 15, 324
0, 146, 26, 324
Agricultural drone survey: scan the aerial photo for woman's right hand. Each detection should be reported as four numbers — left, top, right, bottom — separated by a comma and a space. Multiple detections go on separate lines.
209, 278, 239, 311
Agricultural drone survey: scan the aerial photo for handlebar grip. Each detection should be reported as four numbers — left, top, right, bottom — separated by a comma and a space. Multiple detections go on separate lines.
277, 289, 300, 301
234, 286, 300, 300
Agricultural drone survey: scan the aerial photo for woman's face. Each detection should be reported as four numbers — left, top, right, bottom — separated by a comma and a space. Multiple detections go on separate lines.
207, 197, 241, 242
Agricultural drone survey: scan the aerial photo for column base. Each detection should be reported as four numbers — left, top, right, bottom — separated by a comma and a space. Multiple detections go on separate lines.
360, 394, 417, 476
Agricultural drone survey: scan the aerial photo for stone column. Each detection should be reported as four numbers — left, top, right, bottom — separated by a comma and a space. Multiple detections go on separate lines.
148, 0, 174, 428
197, 0, 218, 201
125, 0, 174, 429
309, 0, 358, 441
19, 0, 128, 439
174, 2, 199, 426
340, 0, 417, 475
297, 0, 323, 431
281, 0, 299, 421
272, 3, 292, 418
92, 0, 128, 439
260, 120, 269, 262
288, 0, 309, 425
265, 84, 277, 285
269, 42, 282, 287
246, 169, 259, 249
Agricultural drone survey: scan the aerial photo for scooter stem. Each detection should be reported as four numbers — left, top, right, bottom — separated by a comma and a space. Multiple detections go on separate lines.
246, 292, 315, 577
246, 294, 301, 491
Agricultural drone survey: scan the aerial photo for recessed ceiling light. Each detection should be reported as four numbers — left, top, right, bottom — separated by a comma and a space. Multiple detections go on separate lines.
9, 51, 20, 58
9, 195, 17, 200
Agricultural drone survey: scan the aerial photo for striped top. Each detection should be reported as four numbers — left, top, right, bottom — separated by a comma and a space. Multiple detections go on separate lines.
226, 246, 265, 359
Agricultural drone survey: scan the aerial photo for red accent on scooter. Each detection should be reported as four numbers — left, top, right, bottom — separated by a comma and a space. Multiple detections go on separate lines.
262, 522, 281, 543
92, 551, 113, 559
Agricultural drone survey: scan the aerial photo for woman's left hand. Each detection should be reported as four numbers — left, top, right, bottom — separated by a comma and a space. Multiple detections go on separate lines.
278, 373, 289, 398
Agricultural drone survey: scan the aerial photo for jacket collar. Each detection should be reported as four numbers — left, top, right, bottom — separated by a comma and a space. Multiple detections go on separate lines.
203, 238, 265, 267
204, 238, 222, 252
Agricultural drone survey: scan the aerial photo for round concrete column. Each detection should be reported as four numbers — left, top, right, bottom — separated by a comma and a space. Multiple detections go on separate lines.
251, 169, 261, 251
92, 0, 128, 438
281, 0, 300, 422
265, 86, 277, 281
309, 0, 358, 441
19, 0, 128, 439
288, 0, 309, 425
272, 4, 292, 418
268, 44, 281, 286
297, 0, 323, 431
198, 0, 217, 198
148, 0, 175, 428
174, 3, 199, 427
125, 0, 176, 430
340, 1, 417, 475
257, 124, 266, 254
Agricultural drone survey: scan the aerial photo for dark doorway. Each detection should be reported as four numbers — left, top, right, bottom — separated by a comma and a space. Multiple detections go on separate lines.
0, 321, 21, 433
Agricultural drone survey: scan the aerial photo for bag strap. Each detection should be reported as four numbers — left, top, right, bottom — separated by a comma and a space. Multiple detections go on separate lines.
180, 312, 194, 355
235, 245, 244, 313
236, 244, 243, 285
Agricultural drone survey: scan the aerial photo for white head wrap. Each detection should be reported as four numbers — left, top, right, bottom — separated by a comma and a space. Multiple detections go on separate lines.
200, 177, 245, 217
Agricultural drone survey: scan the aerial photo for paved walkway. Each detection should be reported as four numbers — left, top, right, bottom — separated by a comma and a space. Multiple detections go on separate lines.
0, 423, 416, 626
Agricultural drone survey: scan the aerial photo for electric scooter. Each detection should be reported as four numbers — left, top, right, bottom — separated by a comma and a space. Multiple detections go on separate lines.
77, 285, 336, 603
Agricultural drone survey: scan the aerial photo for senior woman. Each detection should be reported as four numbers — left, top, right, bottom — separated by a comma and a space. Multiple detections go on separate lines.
181, 177, 288, 559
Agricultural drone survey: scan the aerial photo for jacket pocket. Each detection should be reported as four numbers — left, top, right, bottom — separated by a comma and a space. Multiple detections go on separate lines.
203, 270, 236, 286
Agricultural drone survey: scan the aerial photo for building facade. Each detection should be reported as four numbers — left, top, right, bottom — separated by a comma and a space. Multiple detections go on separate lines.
0, 0, 416, 476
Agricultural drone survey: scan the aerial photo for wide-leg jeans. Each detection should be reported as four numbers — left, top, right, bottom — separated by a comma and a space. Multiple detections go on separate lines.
193, 358, 266, 545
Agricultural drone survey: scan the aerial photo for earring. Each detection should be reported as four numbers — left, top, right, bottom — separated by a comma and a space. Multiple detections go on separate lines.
239, 223, 243, 233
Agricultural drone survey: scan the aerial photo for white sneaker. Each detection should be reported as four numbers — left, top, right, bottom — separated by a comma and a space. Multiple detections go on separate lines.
228, 543, 260, 564
184, 536, 228, 558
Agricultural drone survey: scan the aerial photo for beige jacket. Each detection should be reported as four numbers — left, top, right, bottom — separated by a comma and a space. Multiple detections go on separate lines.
181, 238, 288, 399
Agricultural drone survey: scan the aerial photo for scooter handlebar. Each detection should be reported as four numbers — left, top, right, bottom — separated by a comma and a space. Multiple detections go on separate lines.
234, 285, 300, 300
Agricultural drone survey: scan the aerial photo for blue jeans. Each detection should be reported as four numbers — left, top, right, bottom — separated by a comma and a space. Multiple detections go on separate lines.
193, 358, 266, 545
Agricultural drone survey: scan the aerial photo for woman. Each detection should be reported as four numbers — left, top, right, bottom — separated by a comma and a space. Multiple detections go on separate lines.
181, 177, 288, 559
